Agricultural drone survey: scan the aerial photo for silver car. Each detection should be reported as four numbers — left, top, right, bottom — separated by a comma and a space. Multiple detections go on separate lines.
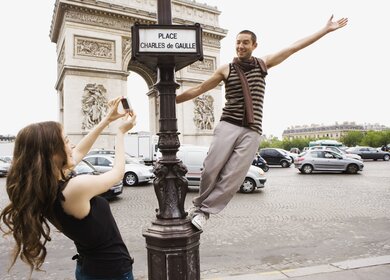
309, 145, 362, 161
83, 154, 155, 186
294, 150, 364, 174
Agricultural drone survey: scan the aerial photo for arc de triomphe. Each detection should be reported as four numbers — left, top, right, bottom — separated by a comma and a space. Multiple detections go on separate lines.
50, 0, 227, 149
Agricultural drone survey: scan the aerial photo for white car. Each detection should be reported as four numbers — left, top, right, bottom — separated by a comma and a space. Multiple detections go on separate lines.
279, 149, 299, 163
0, 155, 12, 163
83, 154, 155, 186
176, 145, 266, 194
0, 158, 11, 177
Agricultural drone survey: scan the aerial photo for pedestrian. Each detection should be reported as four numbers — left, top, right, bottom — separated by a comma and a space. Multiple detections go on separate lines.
176, 15, 348, 230
0, 97, 137, 279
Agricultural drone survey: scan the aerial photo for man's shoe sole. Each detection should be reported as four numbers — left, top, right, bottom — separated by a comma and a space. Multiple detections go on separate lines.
191, 218, 203, 230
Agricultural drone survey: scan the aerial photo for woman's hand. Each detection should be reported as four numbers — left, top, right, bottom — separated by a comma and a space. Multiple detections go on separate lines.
118, 112, 137, 134
104, 97, 127, 123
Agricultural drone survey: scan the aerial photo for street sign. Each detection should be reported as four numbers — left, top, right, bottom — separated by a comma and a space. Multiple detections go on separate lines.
131, 23, 203, 71
138, 28, 198, 53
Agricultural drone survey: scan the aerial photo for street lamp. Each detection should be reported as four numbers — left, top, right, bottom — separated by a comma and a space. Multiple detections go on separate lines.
131, 0, 203, 278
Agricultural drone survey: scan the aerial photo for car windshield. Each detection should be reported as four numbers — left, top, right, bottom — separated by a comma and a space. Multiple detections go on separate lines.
124, 155, 143, 164
74, 160, 96, 174
276, 149, 288, 155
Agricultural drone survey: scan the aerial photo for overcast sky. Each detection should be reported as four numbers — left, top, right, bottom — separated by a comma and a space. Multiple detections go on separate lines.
1, 0, 389, 138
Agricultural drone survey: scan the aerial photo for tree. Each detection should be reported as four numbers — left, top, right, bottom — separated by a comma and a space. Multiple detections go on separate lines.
259, 137, 282, 149
340, 131, 364, 147
282, 138, 312, 151
362, 130, 390, 147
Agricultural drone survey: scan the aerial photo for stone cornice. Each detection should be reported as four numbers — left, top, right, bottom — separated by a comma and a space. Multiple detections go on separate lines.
55, 65, 129, 90
50, 0, 227, 43
50, 0, 156, 43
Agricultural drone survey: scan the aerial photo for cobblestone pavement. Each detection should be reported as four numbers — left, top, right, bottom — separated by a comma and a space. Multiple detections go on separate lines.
1, 160, 389, 279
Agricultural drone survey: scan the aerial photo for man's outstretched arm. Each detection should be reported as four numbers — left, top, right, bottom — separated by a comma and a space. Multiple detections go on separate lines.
176, 64, 228, 103
263, 15, 348, 69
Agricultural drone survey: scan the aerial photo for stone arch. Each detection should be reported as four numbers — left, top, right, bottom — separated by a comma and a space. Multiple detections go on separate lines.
50, 0, 227, 148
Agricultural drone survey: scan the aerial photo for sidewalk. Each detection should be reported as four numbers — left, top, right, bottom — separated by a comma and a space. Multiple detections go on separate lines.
204, 255, 390, 280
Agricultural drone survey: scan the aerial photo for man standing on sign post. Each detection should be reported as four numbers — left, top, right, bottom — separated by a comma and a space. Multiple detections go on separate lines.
176, 15, 348, 230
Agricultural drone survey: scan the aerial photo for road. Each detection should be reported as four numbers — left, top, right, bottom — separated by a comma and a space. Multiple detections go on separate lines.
1, 160, 389, 279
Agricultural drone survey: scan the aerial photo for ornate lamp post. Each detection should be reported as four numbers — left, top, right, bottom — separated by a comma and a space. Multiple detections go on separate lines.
132, 0, 203, 279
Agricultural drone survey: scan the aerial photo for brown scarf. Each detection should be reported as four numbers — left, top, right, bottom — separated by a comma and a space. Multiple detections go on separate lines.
232, 57, 258, 125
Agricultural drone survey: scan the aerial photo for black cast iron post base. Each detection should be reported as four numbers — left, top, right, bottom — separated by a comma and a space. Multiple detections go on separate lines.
143, 218, 201, 280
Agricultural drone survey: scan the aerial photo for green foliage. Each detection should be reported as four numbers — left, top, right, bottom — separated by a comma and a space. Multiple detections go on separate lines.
282, 138, 313, 151
259, 136, 282, 149
340, 131, 364, 147
361, 130, 390, 147
260, 130, 390, 152
260, 137, 313, 151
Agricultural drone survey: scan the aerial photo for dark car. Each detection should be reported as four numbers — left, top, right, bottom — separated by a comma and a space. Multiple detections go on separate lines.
73, 159, 123, 200
346, 146, 390, 161
259, 148, 292, 168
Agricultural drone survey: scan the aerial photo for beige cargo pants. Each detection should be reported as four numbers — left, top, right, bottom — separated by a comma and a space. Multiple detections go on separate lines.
193, 121, 261, 214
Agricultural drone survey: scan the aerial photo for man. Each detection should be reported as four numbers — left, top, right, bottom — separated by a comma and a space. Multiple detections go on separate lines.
176, 15, 348, 230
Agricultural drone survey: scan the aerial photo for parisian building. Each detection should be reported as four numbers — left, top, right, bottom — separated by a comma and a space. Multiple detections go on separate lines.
282, 122, 389, 140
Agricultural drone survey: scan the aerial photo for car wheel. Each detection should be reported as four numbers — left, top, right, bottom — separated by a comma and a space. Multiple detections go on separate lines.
124, 172, 138, 186
346, 164, 359, 174
280, 160, 290, 168
240, 178, 256, 193
383, 154, 390, 161
301, 164, 313, 174
262, 165, 269, 172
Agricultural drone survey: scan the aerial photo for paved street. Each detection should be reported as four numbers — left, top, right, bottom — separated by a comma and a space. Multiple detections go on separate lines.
1, 160, 390, 279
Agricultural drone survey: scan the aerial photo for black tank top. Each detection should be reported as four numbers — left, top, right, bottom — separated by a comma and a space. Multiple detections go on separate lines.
53, 186, 133, 278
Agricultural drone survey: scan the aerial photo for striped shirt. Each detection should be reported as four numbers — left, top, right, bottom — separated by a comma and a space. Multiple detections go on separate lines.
221, 58, 267, 134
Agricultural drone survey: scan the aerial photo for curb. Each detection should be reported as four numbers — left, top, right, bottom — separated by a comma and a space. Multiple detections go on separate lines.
204, 255, 390, 280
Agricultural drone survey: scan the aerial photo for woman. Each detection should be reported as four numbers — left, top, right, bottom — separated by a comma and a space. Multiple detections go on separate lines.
0, 97, 137, 280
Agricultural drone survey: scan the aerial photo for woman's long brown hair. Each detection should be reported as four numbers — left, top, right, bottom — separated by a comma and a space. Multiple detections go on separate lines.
0, 121, 68, 273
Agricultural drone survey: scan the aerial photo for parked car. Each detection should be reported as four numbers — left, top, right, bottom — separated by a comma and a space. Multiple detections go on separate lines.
252, 154, 269, 172
309, 145, 362, 161
280, 149, 298, 163
346, 146, 390, 161
0, 155, 13, 164
87, 149, 145, 165
259, 148, 292, 167
0, 158, 11, 177
290, 147, 301, 154
177, 145, 266, 193
83, 154, 155, 186
294, 150, 364, 174
73, 159, 123, 199
381, 144, 390, 152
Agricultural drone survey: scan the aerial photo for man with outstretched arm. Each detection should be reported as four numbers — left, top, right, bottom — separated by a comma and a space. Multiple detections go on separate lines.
176, 15, 348, 230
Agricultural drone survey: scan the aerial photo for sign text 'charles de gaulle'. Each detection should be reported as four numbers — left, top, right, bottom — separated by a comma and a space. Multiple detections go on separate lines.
138, 28, 198, 53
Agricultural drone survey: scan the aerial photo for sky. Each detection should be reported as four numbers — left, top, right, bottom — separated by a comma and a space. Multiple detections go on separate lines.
1, 0, 389, 139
